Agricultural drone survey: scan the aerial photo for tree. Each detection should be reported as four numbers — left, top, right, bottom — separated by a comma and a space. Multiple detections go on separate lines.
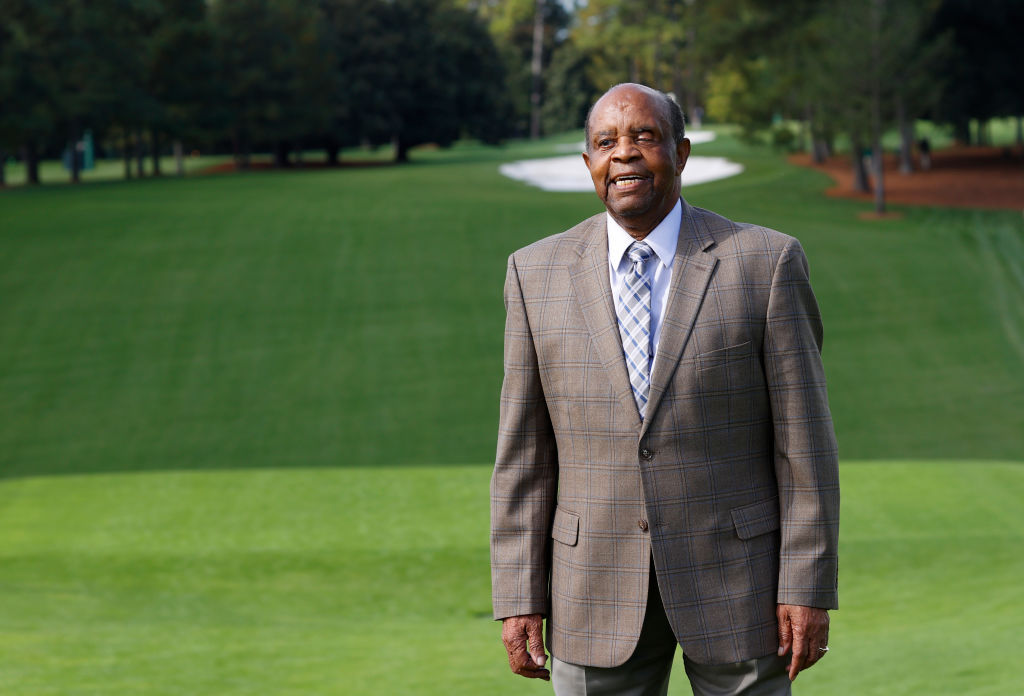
462, 0, 570, 138
58, 0, 160, 183
379, 0, 511, 162
929, 0, 1024, 145
318, 0, 395, 163
541, 40, 598, 136
211, 0, 331, 168
0, 0, 61, 184
811, 0, 947, 212
147, 0, 219, 176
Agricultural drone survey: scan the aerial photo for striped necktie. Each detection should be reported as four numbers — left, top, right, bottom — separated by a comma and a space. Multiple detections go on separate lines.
615, 241, 654, 418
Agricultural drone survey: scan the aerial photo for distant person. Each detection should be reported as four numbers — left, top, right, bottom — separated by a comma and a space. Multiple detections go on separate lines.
491, 83, 839, 696
918, 138, 931, 171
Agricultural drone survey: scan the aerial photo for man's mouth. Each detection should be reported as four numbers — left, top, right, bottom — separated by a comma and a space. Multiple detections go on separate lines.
611, 174, 649, 189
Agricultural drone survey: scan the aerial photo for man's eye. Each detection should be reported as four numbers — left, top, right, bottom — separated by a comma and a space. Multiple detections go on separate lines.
598, 139, 612, 148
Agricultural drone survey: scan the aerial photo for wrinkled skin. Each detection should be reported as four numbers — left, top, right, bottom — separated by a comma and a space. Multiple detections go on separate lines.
501, 613, 549, 680
582, 84, 690, 240
777, 604, 830, 681
501, 606, 829, 682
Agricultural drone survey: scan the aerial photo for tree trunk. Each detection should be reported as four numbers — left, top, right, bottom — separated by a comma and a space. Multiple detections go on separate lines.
812, 139, 829, 164
528, 0, 544, 139
325, 142, 340, 166
174, 140, 184, 177
69, 125, 81, 184
652, 27, 661, 90
872, 139, 885, 214
801, 105, 813, 154
870, 0, 885, 214
273, 141, 289, 168
23, 145, 40, 185
685, 26, 699, 127
850, 135, 871, 193
135, 129, 145, 177
234, 133, 251, 170
151, 130, 162, 176
806, 104, 829, 162
896, 95, 913, 174
670, 0, 684, 111
953, 119, 969, 145
394, 134, 409, 163
124, 133, 132, 179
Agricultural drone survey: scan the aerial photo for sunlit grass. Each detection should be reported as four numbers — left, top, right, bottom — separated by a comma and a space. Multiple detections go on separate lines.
1, 129, 1022, 694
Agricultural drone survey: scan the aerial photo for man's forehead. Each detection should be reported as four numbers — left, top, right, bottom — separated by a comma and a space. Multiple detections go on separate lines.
591, 88, 666, 125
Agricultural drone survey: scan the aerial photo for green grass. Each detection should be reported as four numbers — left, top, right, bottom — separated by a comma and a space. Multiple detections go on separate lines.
1, 129, 1023, 694
0, 153, 226, 186
0, 463, 1020, 695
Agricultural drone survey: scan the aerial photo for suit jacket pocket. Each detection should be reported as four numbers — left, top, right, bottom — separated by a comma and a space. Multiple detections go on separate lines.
551, 507, 580, 546
731, 497, 780, 540
696, 341, 753, 371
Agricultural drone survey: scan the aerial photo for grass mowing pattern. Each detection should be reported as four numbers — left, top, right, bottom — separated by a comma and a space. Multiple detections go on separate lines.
2, 131, 1022, 693
0, 463, 1020, 695
2, 132, 1021, 478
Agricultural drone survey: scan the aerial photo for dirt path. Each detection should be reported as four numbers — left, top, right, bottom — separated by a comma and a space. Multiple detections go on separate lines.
789, 146, 1024, 210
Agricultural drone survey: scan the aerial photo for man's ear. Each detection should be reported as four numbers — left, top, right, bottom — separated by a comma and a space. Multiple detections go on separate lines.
582, 151, 590, 170
675, 138, 691, 174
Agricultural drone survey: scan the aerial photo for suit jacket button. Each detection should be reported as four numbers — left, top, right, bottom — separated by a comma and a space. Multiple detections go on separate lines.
638, 519, 649, 531
640, 448, 654, 460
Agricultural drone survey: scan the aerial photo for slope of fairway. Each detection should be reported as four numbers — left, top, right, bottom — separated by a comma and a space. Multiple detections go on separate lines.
2, 132, 1023, 694
2, 132, 1022, 481
0, 463, 1020, 695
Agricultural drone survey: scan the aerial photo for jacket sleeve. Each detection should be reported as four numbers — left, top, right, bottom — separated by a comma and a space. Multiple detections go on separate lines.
763, 238, 840, 609
490, 253, 559, 620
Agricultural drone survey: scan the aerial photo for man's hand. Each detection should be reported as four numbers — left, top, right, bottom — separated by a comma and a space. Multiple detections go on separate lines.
501, 614, 550, 680
776, 604, 829, 681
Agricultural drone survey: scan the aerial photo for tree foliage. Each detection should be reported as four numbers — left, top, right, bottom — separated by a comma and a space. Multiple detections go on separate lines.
1, 0, 1020, 184
0, 0, 512, 181
928, 0, 1024, 143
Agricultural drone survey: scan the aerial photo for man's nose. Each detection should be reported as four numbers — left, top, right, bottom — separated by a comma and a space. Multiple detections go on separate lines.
611, 137, 640, 161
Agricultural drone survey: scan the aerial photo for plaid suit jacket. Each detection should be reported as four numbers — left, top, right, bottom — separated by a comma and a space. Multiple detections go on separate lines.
491, 198, 839, 667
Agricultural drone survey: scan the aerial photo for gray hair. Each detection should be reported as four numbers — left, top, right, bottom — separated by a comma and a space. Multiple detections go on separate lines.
584, 83, 686, 151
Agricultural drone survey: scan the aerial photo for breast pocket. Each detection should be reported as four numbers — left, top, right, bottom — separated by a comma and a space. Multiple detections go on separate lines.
696, 341, 757, 389
694, 341, 764, 436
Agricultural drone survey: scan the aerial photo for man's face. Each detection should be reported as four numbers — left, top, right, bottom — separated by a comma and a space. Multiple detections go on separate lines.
582, 87, 690, 237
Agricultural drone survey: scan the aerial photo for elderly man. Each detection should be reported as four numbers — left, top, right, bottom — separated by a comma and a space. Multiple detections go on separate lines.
490, 83, 839, 696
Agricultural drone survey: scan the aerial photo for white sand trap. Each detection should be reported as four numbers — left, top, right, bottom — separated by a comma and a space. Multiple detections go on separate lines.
503, 130, 742, 192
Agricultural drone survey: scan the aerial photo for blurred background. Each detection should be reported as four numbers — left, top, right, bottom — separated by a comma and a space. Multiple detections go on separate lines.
1, 0, 1022, 694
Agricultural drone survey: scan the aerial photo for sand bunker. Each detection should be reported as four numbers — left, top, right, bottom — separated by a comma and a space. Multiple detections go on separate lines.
502, 131, 742, 192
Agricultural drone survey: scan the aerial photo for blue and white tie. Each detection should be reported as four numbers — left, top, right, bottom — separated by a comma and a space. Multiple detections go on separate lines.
616, 241, 654, 418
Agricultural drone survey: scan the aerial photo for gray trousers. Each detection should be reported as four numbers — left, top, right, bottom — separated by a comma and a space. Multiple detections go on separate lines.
551, 568, 790, 696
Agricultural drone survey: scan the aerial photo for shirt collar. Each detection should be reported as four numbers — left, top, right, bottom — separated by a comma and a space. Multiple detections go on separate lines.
606, 198, 682, 273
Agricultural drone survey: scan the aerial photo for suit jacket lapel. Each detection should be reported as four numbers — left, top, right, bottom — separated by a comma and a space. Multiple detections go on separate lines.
568, 216, 644, 431
641, 199, 718, 438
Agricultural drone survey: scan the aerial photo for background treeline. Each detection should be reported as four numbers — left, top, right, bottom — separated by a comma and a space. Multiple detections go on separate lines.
0, 0, 513, 183
2, 0, 1022, 187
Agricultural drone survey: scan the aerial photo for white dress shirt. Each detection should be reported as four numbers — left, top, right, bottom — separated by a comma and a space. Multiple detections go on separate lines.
607, 199, 682, 361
